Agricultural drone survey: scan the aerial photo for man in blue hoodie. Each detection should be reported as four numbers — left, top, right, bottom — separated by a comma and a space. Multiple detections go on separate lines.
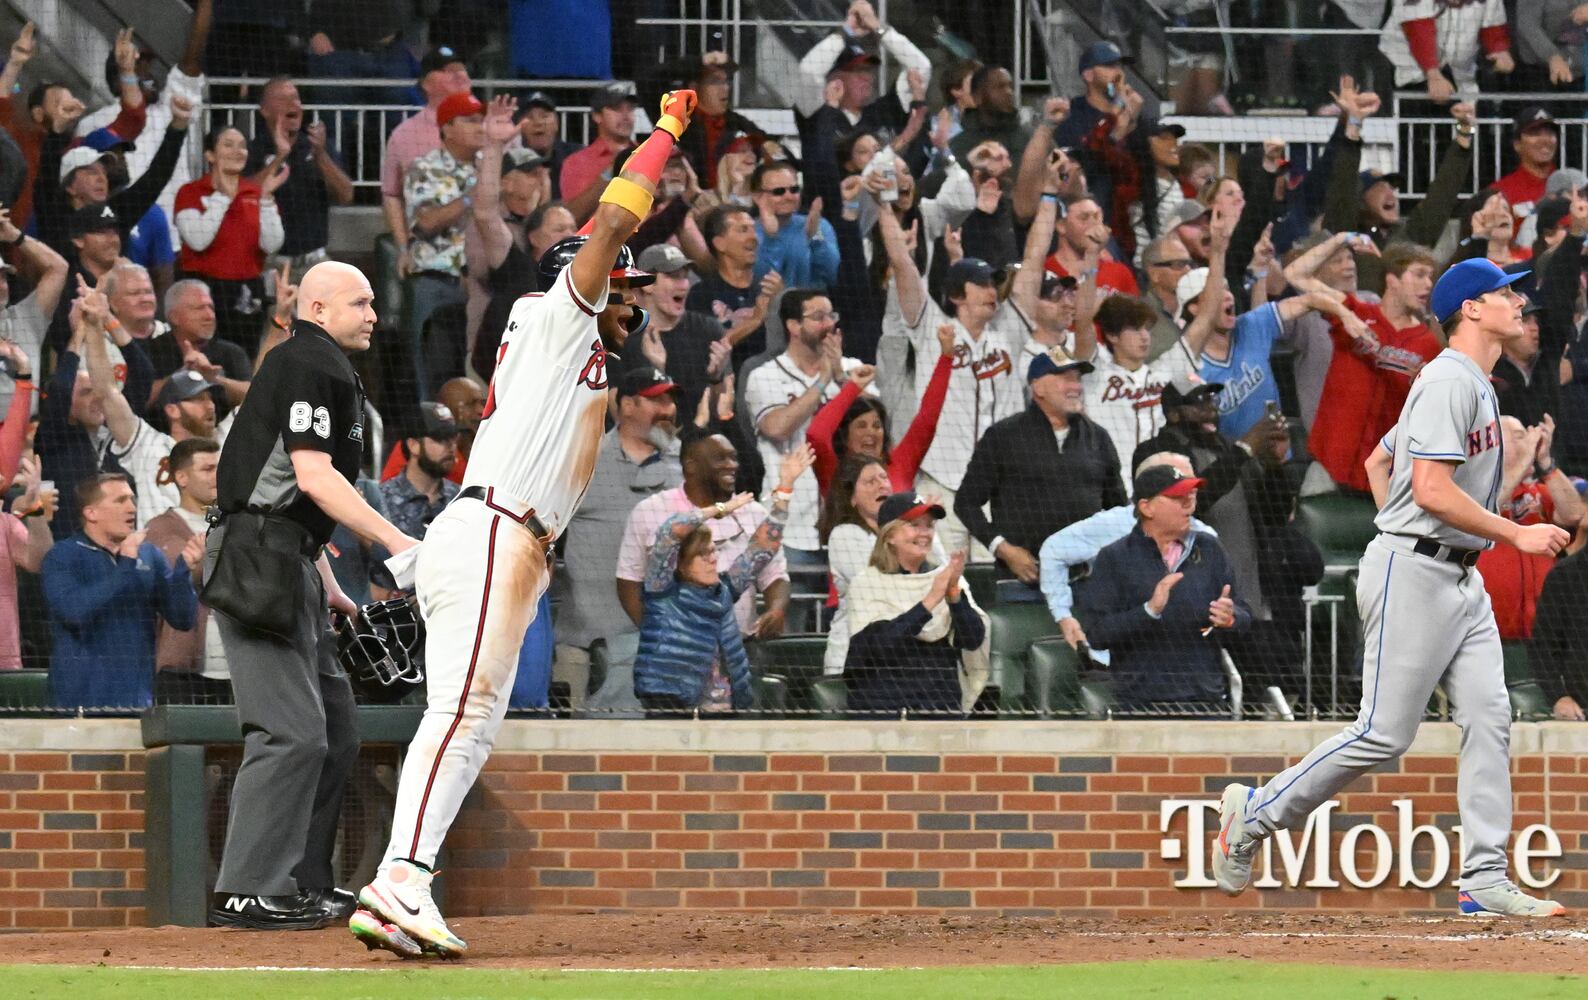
43, 471, 199, 710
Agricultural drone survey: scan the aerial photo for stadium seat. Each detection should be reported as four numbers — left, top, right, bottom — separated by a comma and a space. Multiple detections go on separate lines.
1025, 638, 1083, 717
1501, 642, 1553, 720
811, 677, 848, 718
749, 634, 829, 712
1080, 673, 1116, 720
0, 669, 49, 710
986, 603, 1059, 713
1296, 492, 1378, 569
373, 234, 408, 335
962, 564, 997, 607
753, 674, 788, 714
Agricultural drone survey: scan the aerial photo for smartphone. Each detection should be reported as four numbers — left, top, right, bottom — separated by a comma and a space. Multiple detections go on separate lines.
1264, 400, 1282, 422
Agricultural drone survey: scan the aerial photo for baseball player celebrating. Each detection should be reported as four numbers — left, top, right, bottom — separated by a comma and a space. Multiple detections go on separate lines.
1212, 259, 1569, 918
349, 89, 700, 958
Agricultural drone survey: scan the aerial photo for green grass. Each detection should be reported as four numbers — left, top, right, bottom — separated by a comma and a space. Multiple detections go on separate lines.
7, 961, 1588, 1000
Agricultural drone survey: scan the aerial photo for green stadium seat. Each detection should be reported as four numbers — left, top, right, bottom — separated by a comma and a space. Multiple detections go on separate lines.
749, 634, 829, 712
1501, 642, 1553, 720
962, 563, 997, 607
1508, 681, 1553, 721
1296, 492, 1379, 569
811, 677, 848, 718
986, 603, 1059, 713
0, 669, 49, 709
373, 233, 408, 335
1080, 674, 1116, 719
753, 674, 788, 714
1026, 638, 1083, 717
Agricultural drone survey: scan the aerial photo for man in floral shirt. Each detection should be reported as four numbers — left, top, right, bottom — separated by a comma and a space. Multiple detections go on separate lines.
402, 90, 485, 399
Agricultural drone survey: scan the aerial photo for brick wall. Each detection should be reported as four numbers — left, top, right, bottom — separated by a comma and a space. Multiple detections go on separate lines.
0, 751, 147, 929
2, 721, 1587, 929
442, 748, 1588, 917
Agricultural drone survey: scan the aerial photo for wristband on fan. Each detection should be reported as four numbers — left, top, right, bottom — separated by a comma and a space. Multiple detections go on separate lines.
600, 176, 655, 220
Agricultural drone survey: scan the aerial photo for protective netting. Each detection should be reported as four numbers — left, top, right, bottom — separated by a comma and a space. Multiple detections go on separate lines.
0, 1, 1582, 724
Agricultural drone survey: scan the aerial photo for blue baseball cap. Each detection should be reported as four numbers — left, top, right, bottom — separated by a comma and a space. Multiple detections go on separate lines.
1079, 41, 1126, 72
1027, 345, 1093, 382
1430, 259, 1530, 324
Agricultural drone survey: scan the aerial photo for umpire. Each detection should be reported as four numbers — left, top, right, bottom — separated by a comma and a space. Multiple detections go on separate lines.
205, 261, 418, 930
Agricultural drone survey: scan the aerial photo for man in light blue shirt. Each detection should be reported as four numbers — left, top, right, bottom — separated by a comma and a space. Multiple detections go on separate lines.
1038, 451, 1213, 663
751, 161, 839, 289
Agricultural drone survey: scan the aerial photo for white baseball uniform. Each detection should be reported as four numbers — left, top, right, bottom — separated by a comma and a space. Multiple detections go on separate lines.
383, 267, 610, 870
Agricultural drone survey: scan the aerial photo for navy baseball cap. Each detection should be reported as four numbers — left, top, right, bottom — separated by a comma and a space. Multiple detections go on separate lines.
1430, 259, 1530, 324
944, 257, 1003, 297
1079, 41, 1126, 72
1027, 345, 1093, 382
1358, 169, 1404, 192
877, 491, 946, 525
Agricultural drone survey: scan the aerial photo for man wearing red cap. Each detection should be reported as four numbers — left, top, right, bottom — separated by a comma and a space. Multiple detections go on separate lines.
402, 90, 485, 399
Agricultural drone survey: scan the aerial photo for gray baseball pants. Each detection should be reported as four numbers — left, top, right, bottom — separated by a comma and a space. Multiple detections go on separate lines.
212, 536, 360, 896
1243, 534, 1513, 891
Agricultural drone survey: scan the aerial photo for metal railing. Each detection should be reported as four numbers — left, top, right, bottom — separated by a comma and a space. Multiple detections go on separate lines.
1393, 91, 1588, 204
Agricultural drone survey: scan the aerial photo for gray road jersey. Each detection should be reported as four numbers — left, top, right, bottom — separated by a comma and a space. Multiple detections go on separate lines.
1373, 349, 1503, 551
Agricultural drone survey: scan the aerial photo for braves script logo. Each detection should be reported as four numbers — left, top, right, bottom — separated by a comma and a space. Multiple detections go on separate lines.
577, 338, 608, 391
949, 342, 1013, 382
1099, 375, 1164, 411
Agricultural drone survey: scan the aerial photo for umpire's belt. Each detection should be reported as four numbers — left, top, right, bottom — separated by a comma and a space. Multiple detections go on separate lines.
217, 510, 319, 558
458, 486, 554, 545
1409, 536, 1481, 568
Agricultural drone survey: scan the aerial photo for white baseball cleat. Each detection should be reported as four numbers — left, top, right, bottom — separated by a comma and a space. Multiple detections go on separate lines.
349, 907, 425, 958
357, 860, 468, 958
1458, 882, 1567, 918
1212, 783, 1258, 897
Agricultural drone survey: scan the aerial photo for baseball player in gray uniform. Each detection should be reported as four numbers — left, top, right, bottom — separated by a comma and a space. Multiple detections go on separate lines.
1211, 259, 1569, 917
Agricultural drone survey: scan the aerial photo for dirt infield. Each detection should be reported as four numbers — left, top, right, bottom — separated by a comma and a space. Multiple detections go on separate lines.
5, 912, 1587, 974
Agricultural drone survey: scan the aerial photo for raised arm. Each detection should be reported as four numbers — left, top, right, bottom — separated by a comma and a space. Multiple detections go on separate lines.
3, 206, 67, 316
568, 90, 698, 306
1182, 206, 1234, 357
1282, 230, 1353, 295
75, 278, 139, 448
1011, 153, 1063, 320
471, 95, 518, 274
876, 198, 925, 326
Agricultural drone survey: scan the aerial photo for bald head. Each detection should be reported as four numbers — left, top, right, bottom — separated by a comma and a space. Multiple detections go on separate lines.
438, 376, 486, 431
299, 261, 377, 352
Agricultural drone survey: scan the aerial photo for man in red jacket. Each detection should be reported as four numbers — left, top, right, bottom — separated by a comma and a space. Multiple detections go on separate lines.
1286, 239, 1440, 494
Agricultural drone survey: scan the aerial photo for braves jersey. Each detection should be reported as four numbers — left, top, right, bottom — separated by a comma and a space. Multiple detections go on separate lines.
1083, 347, 1169, 492
900, 296, 1028, 490
1374, 349, 1504, 550
464, 269, 611, 538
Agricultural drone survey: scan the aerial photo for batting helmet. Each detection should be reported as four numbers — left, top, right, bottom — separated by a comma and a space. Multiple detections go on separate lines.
538, 236, 655, 290
336, 600, 424, 703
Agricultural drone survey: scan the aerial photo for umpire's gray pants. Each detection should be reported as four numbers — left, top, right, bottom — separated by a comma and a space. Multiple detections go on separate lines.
1244, 535, 1513, 891
211, 534, 359, 896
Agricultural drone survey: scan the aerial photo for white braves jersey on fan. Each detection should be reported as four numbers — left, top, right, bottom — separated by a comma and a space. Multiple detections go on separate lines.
1084, 347, 1169, 491
463, 269, 611, 537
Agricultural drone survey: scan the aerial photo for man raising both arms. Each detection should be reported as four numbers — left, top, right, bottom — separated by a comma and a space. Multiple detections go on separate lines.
349, 89, 700, 960
1212, 259, 1570, 918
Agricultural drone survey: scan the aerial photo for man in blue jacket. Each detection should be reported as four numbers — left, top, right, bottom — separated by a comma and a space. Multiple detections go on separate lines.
751, 160, 839, 290
1075, 464, 1250, 715
44, 472, 200, 710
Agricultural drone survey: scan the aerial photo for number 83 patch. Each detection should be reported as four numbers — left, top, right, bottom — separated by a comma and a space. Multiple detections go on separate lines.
289, 401, 332, 439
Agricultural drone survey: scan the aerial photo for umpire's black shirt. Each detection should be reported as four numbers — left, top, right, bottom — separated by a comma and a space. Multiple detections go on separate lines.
216, 319, 364, 547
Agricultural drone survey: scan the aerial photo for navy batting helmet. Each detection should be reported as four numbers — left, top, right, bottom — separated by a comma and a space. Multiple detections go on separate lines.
538, 236, 655, 290
336, 600, 424, 703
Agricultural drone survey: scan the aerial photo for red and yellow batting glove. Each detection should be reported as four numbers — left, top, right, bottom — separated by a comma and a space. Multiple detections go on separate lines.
655, 89, 698, 141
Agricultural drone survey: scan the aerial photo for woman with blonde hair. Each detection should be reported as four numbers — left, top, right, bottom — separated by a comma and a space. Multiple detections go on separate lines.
844, 492, 988, 714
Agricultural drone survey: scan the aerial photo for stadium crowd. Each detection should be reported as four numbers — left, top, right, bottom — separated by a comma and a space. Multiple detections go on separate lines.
4, 0, 1588, 721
